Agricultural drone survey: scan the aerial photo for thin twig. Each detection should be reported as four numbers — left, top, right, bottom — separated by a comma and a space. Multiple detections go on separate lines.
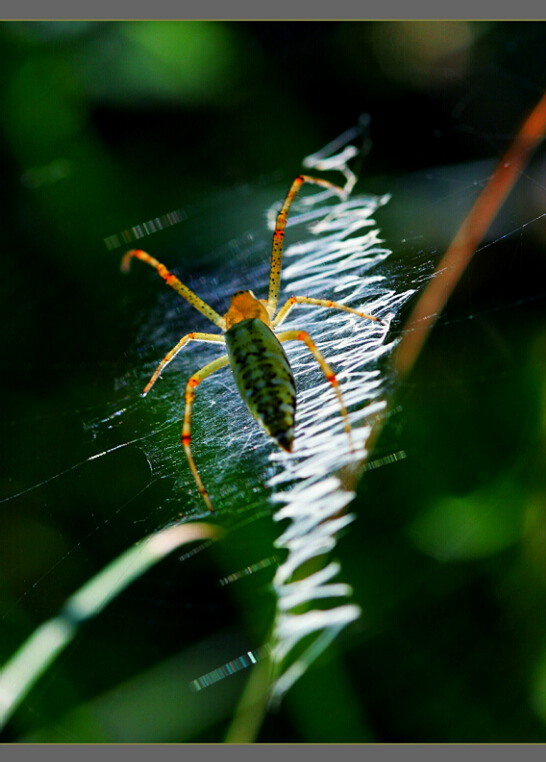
392, 90, 546, 379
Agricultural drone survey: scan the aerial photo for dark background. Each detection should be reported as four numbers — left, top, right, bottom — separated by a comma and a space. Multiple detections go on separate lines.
1, 21, 546, 742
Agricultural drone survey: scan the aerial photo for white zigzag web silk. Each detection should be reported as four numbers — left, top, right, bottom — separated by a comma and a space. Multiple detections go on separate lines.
263, 134, 416, 702
95, 124, 417, 703
0, 126, 418, 729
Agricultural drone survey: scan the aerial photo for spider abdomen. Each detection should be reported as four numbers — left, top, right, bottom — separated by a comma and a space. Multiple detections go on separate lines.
225, 318, 296, 452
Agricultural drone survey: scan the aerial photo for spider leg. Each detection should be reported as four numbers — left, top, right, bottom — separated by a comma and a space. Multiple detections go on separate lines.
142, 332, 225, 396
182, 355, 230, 513
121, 249, 227, 330
267, 175, 347, 318
272, 296, 378, 329
276, 329, 355, 452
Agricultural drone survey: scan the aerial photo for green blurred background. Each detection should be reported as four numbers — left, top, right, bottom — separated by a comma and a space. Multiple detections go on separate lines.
1, 20, 546, 742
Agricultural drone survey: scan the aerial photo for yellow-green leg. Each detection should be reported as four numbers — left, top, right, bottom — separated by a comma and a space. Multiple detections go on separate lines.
121, 249, 227, 330
267, 176, 347, 317
181, 355, 230, 513
142, 332, 225, 396
272, 296, 378, 329
276, 329, 354, 452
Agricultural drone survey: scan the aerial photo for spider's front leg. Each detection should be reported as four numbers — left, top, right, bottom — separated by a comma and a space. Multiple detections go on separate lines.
121, 249, 227, 330
266, 175, 347, 317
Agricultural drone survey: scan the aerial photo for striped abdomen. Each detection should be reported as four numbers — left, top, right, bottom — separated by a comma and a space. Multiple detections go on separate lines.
224, 318, 296, 452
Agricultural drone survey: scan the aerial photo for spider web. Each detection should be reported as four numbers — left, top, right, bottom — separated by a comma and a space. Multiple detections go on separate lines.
87, 129, 418, 702
0, 125, 419, 734
1, 105, 545, 742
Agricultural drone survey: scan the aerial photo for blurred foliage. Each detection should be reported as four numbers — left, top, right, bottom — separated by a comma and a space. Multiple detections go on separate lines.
1, 20, 546, 743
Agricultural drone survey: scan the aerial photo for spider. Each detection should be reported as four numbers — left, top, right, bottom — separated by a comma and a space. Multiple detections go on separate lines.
121, 175, 379, 512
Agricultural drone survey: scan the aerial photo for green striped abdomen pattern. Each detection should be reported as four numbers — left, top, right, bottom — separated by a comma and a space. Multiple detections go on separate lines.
225, 318, 296, 452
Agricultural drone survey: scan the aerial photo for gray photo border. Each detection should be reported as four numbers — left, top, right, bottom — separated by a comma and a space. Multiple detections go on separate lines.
1, 1, 546, 20
1, 6, 545, 761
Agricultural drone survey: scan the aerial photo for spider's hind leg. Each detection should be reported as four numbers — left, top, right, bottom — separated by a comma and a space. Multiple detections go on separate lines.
181, 355, 230, 513
275, 329, 355, 453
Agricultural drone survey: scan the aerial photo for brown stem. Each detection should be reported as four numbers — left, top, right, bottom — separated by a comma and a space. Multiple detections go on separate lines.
391, 90, 546, 380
